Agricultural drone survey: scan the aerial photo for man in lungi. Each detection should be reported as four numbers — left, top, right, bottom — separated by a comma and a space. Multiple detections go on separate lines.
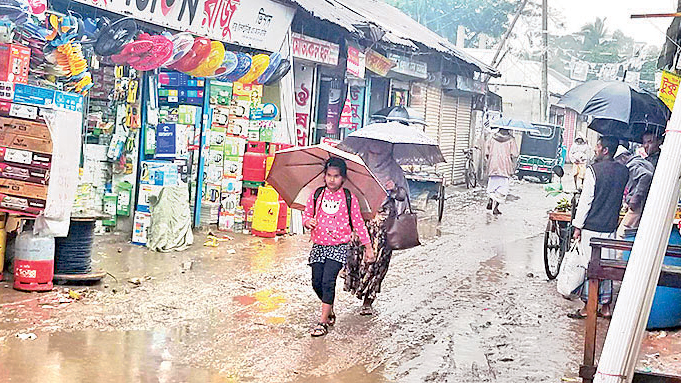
485, 128, 519, 215
569, 136, 629, 319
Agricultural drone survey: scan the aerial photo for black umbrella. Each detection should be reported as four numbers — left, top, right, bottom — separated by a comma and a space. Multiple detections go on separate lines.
371, 106, 426, 126
560, 80, 670, 142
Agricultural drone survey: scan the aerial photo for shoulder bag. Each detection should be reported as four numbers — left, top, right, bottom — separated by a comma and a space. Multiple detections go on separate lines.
386, 192, 421, 250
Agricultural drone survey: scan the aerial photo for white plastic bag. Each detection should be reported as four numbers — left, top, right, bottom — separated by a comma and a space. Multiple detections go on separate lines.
557, 241, 588, 298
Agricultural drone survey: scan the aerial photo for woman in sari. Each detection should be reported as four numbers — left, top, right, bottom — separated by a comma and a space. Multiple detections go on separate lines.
345, 140, 409, 315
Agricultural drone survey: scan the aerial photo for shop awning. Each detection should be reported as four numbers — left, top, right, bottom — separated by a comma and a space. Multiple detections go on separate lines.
287, 0, 501, 77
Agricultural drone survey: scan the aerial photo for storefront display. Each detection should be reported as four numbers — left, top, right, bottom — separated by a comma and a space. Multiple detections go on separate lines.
0, 0, 302, 248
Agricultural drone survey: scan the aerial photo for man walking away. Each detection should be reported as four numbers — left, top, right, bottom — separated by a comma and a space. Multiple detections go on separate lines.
569, 136, 629, 319
485, 128, 519, 215
642, 131, 663, 170
569, 133, 591, 190
614, 146, 654, 238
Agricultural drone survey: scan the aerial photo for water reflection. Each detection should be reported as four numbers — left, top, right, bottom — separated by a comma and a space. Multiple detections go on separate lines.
0, 330, 231, 382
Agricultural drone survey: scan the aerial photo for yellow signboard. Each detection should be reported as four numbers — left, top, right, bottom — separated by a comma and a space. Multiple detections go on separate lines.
658, 71, 681, 110
365, 49, 396, 77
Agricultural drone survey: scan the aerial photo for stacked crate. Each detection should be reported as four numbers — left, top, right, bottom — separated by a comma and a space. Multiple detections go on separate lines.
0, 116, 51, 216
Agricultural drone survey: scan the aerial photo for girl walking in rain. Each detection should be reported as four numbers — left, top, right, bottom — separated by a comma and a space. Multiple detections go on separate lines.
303, 157, 374, 337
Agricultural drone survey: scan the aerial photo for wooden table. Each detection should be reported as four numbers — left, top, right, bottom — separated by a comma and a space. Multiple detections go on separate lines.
580, 238, 681, 383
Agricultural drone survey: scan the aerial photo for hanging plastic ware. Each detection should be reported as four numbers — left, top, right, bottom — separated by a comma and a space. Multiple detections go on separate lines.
238, 53, 269, 84
107, 33, 173, 71
207, 51, 238, 79
188, 41, 225, 77
94, 17, 137, 56
110, 39, 153, 64
164, 32, 194, 67
170, 37, 211, 73
217, 52, 251, 83
256, 52, 281, 85
136, 34, 174, 71
45, 14, 79, 46
264, 59, 291, 86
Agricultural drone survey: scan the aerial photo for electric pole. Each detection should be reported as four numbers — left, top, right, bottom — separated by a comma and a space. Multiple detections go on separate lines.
541, 0, 549, 122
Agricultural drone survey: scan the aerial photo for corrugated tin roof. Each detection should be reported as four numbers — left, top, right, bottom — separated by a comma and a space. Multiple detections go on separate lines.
288, 0, 500, 77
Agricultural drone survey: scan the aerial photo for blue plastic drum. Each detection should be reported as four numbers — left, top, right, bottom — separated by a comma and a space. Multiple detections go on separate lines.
624, 228, 681, 329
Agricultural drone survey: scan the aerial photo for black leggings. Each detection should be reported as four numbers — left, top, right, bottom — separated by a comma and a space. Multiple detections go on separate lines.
311, 259, 344, 305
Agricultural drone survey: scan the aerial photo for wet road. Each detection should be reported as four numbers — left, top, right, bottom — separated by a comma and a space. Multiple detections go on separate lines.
0, 182, 594, 382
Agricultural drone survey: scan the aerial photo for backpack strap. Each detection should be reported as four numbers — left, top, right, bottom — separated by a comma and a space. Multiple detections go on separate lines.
312, 186, 325, 218
343, 188, 354, 231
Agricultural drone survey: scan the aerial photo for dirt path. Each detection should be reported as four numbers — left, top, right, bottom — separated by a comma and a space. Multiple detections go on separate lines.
0, 181, 587, 382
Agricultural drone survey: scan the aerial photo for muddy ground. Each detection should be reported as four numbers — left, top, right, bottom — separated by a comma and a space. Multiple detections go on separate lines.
0, 181, 678, 382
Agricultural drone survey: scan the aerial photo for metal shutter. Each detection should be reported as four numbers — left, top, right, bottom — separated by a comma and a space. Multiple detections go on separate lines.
439, 93, 457, 182
452, 96, 472, 185
422, 84, 444, 180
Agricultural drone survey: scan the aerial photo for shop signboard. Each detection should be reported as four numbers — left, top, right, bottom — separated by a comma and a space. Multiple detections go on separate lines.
659, 71, 680, 111
340, 86, 364, 134
365, 49, 395, 77
387, 54, 427, 79
73, 0, 295, 52
346, 46, 365, 79
291, 33, 339, 66
293, 63, 314, 146
456, 75, 486, 95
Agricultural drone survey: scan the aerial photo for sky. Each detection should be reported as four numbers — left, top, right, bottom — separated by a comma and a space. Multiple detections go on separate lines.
551, 0, 677, 47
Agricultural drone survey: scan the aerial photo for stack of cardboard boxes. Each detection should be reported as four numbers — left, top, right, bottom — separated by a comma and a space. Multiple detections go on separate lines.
0, 116, 52, 216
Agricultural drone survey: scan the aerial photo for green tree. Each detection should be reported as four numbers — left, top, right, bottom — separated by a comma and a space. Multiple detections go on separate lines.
579, 17, 607, 49
548, 18, 660, 91
386, 0, 520, 47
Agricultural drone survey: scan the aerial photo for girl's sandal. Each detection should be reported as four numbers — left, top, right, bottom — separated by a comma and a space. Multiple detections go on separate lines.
328, 313, 336, 326
311, 322, 329, 337
360, 305, 373, 316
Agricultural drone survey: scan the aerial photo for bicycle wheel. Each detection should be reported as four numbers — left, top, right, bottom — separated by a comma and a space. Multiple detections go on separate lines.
467, 161, 477, 188
437, 183, 445, 222
544, 220, 563, 280
465, 161, 476, 189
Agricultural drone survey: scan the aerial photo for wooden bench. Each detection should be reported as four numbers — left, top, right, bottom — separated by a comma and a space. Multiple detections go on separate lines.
581, 238, 681, 383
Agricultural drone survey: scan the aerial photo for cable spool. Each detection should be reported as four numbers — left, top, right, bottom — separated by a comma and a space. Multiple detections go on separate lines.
54, 220, 95, 274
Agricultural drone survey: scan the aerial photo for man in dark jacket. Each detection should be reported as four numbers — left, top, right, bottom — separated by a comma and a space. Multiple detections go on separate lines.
614, 146, 654, 238
569, 136, 629, 319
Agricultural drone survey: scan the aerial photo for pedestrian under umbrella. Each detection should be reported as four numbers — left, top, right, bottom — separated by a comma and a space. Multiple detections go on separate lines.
301, 157, 374, 337
344, 140, 410, 316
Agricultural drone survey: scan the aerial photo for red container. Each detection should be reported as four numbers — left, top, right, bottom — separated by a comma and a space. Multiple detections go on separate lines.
243, 141, 267, 182
14, 259, 53, 291
252, 228, 276, 238
276, 199, 288, 235
268, 142, 293, 155
13, 231, 54, 291
240, 188, 258, 214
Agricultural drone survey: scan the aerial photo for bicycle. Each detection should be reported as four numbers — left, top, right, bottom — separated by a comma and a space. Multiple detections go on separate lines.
543, 190, 580, 280
463, 148, 477, 189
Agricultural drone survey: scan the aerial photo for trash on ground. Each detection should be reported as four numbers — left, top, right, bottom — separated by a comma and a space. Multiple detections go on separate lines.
16, 333, 37, 341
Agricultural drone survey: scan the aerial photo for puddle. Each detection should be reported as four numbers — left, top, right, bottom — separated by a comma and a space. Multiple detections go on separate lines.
0, 329, 232, 382
293, 364, 386, 382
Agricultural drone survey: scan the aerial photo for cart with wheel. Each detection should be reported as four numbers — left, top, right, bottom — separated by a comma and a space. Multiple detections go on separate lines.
544, 209, 572, 280
405, 172, 445, 222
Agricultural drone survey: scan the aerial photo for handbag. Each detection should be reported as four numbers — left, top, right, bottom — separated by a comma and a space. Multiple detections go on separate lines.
386, 193, 421, 250
557, 241, 588, 298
